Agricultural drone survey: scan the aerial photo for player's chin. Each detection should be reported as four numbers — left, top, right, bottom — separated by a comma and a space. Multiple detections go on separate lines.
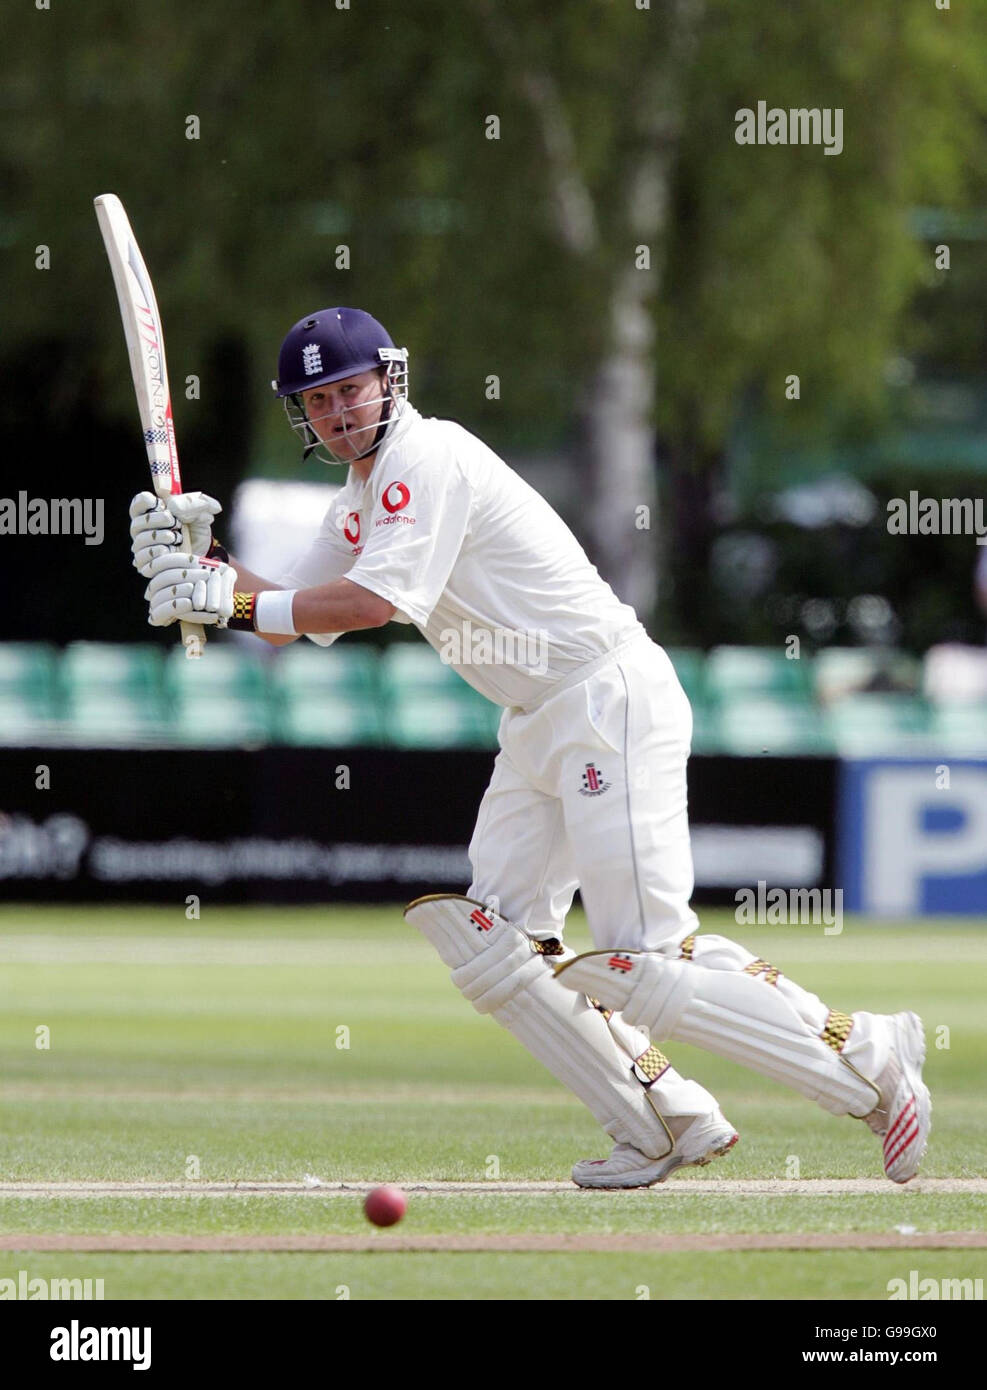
327, 427, 358, 452
325, 438, 357, 463
310, 430, 350, 463
330, 427, 375, 461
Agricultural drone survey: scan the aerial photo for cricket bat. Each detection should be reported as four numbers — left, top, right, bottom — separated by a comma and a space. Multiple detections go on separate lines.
94, 192, 205, 658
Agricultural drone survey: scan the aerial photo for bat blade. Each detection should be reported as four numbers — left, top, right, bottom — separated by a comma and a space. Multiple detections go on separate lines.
94, 193, 205, 658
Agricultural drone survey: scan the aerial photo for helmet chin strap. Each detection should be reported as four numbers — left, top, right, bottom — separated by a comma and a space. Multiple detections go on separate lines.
364, 386, 394, 456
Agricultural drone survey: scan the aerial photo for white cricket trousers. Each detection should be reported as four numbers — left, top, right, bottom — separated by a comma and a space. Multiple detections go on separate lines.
468, 633, 699, 951
467, 632, 891, 1126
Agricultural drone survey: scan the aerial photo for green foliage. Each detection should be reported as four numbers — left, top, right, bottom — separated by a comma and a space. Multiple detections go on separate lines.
7, 0, 981, 460
658, 0, 987, 446
2, 1, 986, 642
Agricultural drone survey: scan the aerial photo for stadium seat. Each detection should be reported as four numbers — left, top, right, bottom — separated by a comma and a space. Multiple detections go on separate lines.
0, 645, 59, 742
387, 693, 499, 748
687, 700, 720, 754
815, 647, 920, 705
928, 704, 987, 757
164, 643, 267, 698
380, 643, 464, 698
706, 646, 810, 700
0, 643, 57, 694
271, 642, 380, 700
278, 692, 384, 746
58, 644, 166, 744
664, 648, 706, 703
62, 691, 162, 744
170, 692, 273, 746
922, 644, 987, 706
0, 690, 59, 744
826, 693, 931, 755
62, 642, 162, 696
715, 696, 834, 756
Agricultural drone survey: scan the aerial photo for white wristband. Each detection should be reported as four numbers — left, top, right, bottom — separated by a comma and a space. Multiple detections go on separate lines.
254, 589, 297, 635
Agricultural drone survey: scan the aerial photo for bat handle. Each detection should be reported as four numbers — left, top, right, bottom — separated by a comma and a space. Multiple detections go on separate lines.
181, 621, 205, 660
180, 522, 206, 660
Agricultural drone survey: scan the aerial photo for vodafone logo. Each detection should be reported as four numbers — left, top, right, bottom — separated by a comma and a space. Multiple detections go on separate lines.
343, 512, 361, 545
381, 481, 411, 514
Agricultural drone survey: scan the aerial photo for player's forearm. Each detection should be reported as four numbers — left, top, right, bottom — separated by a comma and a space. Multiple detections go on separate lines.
291, 578, 395, 633
228, 576, 394, 637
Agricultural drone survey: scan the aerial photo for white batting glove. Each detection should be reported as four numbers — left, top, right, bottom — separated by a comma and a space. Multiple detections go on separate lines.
130, 492, 178, 577
129, 490, 223, 577
144, 552, 237, 628
168, 492, 223, 554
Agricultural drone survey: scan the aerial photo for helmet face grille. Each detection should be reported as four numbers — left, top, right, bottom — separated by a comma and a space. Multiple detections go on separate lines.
381, 352, 409, 406
282, 349, 410, 466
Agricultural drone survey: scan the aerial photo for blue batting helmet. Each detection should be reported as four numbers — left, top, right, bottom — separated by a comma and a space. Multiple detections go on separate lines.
273, 308, 404, 397
272, 307, 410, 464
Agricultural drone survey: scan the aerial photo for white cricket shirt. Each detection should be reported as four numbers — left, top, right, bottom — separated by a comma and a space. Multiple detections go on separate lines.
279, 403, 644, 708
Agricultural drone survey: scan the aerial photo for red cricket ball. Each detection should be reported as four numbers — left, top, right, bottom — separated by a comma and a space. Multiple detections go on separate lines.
363, 1184, 407, 1227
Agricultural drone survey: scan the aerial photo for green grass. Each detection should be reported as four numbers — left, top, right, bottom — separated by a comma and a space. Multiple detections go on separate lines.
0, 1252, 981, 1301
0, 1191, 983, 1236
0, 905, 984, 1299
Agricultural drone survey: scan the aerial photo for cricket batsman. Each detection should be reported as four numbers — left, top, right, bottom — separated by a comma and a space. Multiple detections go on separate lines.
129, 307, 931, 1187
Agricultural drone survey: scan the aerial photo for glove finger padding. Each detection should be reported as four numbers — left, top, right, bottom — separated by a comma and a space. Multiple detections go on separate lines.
144, 551, 202, 580
133, 540, 180, 577
166, 492, 223, 559
148, 584, 195, 626
204, 564, 235, 618
129, 491, 161, 520
146, 557, 236, 628
132, 492, 223, 573
130, 492, 185, 577
130, 498, 177, 531
166, 491, 223, 525
130, 514, 179, 544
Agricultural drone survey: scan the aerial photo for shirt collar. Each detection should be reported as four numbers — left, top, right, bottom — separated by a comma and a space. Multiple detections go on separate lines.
350, 400, 420, 495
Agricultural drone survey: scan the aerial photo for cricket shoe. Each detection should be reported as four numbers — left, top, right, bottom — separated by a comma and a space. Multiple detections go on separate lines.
860, 1011, 931, 1184
572, 1110, 739, 1189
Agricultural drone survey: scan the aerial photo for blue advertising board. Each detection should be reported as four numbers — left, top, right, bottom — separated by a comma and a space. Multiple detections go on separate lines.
839, 759, 987, 915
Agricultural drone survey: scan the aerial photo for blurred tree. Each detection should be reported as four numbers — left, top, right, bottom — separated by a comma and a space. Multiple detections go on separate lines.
656, 0, 987, 641
468, 0, 704, 617
459, 0, 987, 632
